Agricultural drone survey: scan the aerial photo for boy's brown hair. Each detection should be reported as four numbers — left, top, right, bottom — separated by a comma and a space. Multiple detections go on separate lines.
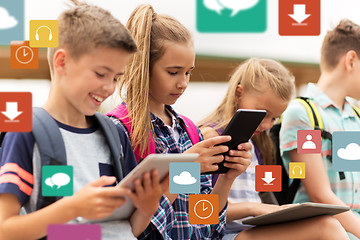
48, 0, 137, 75
321, 19, 360, 71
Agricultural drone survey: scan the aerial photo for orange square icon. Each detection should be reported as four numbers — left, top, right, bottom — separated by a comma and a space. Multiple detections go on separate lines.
0, 92, 32, 132
189, 194, 219, 224
11, 41, 39, 69
255, 165, 282, 192
279, 0, 321, 36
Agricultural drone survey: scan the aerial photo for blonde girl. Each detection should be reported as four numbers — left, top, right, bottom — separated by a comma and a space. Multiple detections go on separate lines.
107, 4, 252, 240
199, 58, 349, 240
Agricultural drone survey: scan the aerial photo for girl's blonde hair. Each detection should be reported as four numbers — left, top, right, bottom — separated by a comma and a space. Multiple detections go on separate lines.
119, 4, 192, 156
199, 58, 295, 164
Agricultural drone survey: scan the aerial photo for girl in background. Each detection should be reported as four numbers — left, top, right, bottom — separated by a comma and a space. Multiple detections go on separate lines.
107, 4, 252, 240
199, 58, 349, 240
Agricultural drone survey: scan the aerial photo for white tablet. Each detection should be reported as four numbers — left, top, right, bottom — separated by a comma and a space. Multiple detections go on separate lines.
99, 153, 199, 222
242, 202, 349, 226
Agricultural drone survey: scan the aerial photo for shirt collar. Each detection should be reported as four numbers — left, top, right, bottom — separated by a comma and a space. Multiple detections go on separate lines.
306, 83, 356, 117
150, 105, 186, 127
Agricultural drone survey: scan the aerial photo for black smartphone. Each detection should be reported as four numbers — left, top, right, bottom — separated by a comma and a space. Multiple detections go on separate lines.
204, 109, 266, 174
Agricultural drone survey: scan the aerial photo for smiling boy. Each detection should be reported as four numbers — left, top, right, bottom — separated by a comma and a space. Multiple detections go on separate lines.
0, 1, 165, 239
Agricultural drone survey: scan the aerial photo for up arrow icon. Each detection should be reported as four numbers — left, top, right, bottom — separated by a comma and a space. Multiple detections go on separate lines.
261, 172, 275, 185
288, 4, 311, 24
1, 102, 23, 121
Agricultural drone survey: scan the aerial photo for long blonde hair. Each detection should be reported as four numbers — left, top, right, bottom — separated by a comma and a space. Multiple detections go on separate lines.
199, 58, 295, 165
119, 4, 192, 156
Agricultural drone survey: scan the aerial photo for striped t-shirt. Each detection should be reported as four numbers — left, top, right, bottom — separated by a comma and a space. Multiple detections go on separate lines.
279, 83, 360, 215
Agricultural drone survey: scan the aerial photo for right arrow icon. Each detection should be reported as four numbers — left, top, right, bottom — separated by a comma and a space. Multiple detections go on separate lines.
289, 4, 311, 25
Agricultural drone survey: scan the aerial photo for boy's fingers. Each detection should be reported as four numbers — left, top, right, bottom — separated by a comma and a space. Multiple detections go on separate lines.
90, 176, 116, 187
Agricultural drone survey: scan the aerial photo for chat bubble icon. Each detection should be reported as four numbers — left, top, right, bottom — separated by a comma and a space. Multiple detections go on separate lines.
218, 0, 259, 16
45, 177, 54, 188
204, 0, 224, 14
49, 172, 70, 189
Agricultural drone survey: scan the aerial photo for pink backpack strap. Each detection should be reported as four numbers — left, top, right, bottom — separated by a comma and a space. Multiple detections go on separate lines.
179, 114, 200, 145
106, 104, 156, 163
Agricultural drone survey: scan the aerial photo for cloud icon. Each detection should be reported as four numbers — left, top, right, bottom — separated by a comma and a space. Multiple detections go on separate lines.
0, 7, 18, 29
203, 0, 260, 17
173, 171, 197, 185
337, 143, 360, 160
45, 172, 71, 189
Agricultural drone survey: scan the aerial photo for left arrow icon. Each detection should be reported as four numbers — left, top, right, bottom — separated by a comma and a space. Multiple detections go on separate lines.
1, 102, 23, 121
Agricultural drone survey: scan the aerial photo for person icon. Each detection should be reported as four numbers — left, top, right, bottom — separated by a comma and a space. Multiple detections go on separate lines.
302, 134, 316, 149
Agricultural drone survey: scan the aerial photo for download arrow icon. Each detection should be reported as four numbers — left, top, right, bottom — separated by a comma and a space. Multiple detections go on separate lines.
289, 4, 311, 24
1, 102, 23, 121
261, 172, 275, 185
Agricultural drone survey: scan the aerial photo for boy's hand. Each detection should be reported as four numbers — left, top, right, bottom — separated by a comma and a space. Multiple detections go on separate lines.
223, 142, 252, 180
127, 170, 167, 218
184, 136, 232, 173
69, 176, 130, 220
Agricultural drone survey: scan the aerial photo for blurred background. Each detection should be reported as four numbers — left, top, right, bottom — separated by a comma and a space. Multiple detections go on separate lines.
1, 0, 360, 122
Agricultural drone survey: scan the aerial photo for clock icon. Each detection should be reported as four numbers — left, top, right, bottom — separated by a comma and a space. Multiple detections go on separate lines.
193, 199, 214, 219
15, 46, 34, 64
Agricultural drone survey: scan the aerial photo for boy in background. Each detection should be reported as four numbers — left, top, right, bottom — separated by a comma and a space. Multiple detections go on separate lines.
280, 19, 360, 239
0, 1, 165, 239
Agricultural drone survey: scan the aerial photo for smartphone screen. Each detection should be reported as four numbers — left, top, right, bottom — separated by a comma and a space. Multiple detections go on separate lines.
205, 109, 266, 174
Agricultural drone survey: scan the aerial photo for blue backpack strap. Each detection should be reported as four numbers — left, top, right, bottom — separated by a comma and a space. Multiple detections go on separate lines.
94, 113, 124, 182
32, 107, 67, 210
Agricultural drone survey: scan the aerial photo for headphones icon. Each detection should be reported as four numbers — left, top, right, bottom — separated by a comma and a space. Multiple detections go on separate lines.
35, 26, 53, 41
292, 165, 303, 175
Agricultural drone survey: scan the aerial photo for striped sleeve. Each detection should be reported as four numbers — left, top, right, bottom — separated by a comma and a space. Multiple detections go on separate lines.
279, 100, 313, 155
0, 132, 34, 205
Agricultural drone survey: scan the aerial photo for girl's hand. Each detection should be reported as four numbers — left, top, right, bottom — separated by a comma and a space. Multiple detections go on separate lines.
223, 142, 252, 180
69, 176, 130, 220
184, 136, 232, 173
126, 170, 167, 218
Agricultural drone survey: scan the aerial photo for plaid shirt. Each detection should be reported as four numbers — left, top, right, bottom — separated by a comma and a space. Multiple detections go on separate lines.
111, 105, 227, 240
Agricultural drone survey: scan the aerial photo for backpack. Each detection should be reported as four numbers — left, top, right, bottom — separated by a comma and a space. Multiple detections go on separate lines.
0, 107, 125, 211
270, 97, 360, 205
106, 103, 200, 163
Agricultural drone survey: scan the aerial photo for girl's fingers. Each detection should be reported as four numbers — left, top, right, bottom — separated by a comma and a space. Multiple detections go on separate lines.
225, 155, 251, 164
237, 142, 252, 151
151, 170, 160, 189
134, 178, 144, 195
142, 172, 152, 190
200, 135, 231, 148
